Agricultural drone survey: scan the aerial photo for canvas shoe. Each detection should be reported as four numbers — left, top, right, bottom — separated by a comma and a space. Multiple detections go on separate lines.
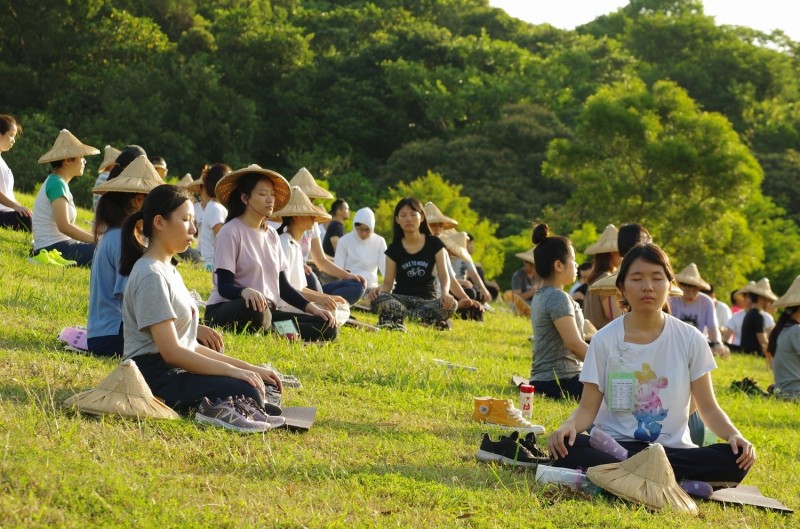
46, 249, 77, 266
475, 433, 539, 467
195, 397, 271, 433
471, 396, 546, 435
234, 396, 286, 428
28, 250, 63, 267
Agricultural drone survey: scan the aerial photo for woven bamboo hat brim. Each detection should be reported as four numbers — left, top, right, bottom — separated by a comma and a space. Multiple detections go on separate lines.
92, 155, 165, 195
586, 443, 698, 514
215, 164, 291, 211
741, 277, 778, 302
590, 271, 684, 297
288, 167, 333, 199
439, 229, 470, 260
38, 129, 100, 163
98, 145, 121, 172
270, 186, 331, 223
179, 173, 194, 186
584, 224, 619, 255
179, 173, 203, 192
773, 275, 800, 308
63, 359, 179, 419
674, 263, 711, 291
515, 248, 535, 265
422, 201, 458, 229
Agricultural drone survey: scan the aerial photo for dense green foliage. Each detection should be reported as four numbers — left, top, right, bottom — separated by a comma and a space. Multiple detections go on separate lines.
2, 0, 800, 291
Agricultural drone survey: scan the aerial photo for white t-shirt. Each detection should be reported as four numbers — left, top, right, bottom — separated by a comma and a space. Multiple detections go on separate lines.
726, 309, 774, 346
199, 200, 227, 268
0, 156, 17, 213
580, 314, 717, 449
32, 174, 76, 250
278, 232, 308, 304
193, 201, 204, 236
299, 222, 321, 262
92, 171, 109, 212
333, 231, 387, 288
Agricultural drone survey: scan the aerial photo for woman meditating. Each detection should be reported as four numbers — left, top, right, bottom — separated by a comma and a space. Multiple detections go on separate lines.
120, 184, 284, 431
547, 243, 755, 494
369, 197, 456, 331
767, 275, 800, 401
0, 114, 32, 231
203, 165, 337, 342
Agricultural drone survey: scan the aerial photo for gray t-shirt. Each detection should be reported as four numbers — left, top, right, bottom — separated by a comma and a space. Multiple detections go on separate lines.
122, 256, 199, 360
530, 285, 584, 381
773, 324, 800, 398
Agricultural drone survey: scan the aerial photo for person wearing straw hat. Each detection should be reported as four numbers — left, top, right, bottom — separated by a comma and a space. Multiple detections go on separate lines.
739, 277, 778, 357
118, 184, 284, 430
203, 165, 337, 341
32, 129, 100, 266
582, 224, 622, 330
198, 163, 232, 271
149, 156, 168, 180
0, 114, 33, 231
528, 223, 588, 399
91, 145, 121, 212
668, 264, 729, 357
548, 243, 755, 492
439, 229, 485, 321
504, 248, 540, 318
333, 207, 387, 294
272, 186, 348, 338
368, 197, 457, 331
767, 275, 800, 400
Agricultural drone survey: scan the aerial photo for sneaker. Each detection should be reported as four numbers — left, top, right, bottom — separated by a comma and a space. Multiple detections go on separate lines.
260, 363, 302, 389
264, 384, 283, 408
195, 397, 271, 433
730, 377, 769, 397
234, 396, 286, 428
46, 249, 77, 266
471, 396, 546, 435
28, 250, 63, 267
474, 433, 539, 467
509, 431, 552, 463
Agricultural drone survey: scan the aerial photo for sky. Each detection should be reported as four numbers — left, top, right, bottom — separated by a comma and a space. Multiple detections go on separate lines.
488, 1, 800, 42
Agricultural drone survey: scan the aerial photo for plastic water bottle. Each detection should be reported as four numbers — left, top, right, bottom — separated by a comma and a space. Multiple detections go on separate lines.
534, 465, 602, 495
519, 384, 534, 419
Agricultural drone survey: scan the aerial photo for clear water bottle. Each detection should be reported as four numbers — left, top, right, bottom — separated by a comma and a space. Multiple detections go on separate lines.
534, 465, 602, 495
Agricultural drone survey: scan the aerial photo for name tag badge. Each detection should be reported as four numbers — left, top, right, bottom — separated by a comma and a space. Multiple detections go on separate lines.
606, 356, 635, 411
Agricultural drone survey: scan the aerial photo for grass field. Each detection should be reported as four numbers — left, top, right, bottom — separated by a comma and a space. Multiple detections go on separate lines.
0, 193, 797, 528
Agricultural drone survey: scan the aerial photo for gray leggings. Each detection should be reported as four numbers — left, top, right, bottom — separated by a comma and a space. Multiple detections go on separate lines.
371, 293, 455, 325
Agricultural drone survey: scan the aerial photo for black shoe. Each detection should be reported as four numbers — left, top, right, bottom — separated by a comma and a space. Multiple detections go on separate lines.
475, 433, 539, 467
731, 377, 769, 397
510, 431, 552, 463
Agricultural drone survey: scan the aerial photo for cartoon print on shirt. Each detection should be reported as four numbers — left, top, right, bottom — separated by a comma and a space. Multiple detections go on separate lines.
632, 363, 669, 442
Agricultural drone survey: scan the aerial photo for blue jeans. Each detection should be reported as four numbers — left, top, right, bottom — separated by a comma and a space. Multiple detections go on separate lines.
38, 240, 95, 267
322, 279, 365, 305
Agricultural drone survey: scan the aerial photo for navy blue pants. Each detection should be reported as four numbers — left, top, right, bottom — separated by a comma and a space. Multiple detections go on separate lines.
531, 374, 583, 400
0, 210, 31, 231
38, 240, 95, 266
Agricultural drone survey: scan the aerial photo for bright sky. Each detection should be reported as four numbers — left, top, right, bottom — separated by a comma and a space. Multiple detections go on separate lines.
489, 1, 800, 42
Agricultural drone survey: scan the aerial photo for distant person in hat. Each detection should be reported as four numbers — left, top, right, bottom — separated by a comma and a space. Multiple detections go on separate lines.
32, 129, 100, 266
0, 114, 32, 231
334, 207, 387, 295
202, 165, 337, 341
321, 198, 349, 258
739, 278, 778, 357
369, 197, 456, 331
668, 264, 729, 357
439, 229, 485, 321
149, 156, 168, 180
704, 284, 732, 347
548, 243, 755, 490
505, 248, 539, 318
92, 145, 121, 212
723, 283, 774, 352
528, 223, 588, 399
767, 275, 800, 400
198, 163, 231, 271
582, 224, 622, 330
118, 184, 283, 428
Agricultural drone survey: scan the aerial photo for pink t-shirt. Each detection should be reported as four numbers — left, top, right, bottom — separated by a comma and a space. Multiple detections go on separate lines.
206, 217, 288, 306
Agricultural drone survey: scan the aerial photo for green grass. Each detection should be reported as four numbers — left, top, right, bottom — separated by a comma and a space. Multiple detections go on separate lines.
0, 193, 797, 528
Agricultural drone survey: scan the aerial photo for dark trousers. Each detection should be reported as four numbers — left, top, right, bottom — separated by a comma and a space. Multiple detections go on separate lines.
322, 279, 365, 305
456, 286, 484, 321
134, 353, 261, 413
38, 240, 95, 266
531, 374, 583, 400
0, 210, 32, 231
204, 299, 337, 342
87, 324, 124, 358
271, 309, 338, 342
553, 434, 749, 485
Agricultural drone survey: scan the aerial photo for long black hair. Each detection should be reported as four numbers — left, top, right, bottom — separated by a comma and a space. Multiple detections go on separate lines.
120, 185, 192, 276
767, 307, 799, 357
531, 223, 571, 280
392, 197, 430, 244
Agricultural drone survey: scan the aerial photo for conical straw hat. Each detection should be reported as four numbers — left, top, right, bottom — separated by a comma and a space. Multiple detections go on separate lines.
741, 277, 778, 302
92, 155, 165, 195
590, 270, 684, 297
288, 167, 333, 199
98, 145, 121, 173
674, 263, 710, 291
270, 186, 331, 223
215, 164, 291, 211
38, 129, 100, 163
439, 229, 470, 261
63, 359, 179, 419
587, 443, 698, 513
179, 173, 194, 186
515, 248, 535, 265
584, 224, 619, 255
422, 201, 458, 229
773, 275, 800, 308
179, 173, 203, 192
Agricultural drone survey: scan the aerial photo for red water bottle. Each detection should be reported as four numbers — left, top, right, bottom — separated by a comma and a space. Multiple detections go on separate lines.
519, 384, 534, 419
